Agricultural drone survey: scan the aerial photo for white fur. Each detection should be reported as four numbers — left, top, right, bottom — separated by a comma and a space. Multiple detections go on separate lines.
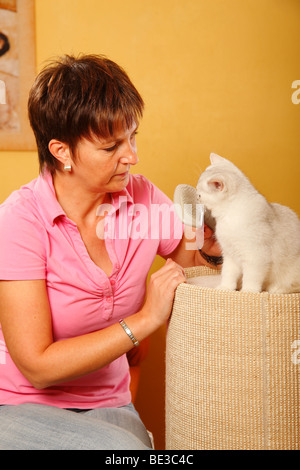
196, 154, 300, 293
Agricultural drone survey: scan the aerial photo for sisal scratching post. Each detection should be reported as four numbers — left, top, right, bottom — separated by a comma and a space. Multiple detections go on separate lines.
166, 266, 300, 450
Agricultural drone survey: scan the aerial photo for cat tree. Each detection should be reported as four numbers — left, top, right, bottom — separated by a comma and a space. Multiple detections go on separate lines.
165, 266, 300, 450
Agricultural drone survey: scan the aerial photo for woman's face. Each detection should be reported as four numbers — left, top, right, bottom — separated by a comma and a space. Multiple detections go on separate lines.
70, 123, 139, 194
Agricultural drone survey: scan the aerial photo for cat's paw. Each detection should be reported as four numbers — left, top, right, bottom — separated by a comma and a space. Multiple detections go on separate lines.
240, 286, 261, 293
219, 283, 236, 291
268, 285, 289, 294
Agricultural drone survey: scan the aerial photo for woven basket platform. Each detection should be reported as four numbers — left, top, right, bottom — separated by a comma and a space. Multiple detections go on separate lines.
165, 266, 300, 450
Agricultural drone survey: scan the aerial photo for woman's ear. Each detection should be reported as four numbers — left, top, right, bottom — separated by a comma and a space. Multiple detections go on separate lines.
48, 139, 71, 168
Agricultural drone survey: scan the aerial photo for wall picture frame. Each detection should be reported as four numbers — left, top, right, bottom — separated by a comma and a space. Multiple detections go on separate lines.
0, 0, 36, 150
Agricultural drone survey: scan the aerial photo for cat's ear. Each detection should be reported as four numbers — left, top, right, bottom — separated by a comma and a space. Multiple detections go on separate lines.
210, 153, 230, 166
207, 177, 225, 192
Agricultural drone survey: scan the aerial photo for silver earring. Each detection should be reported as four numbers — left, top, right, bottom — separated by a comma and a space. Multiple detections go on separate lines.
64, 162, 72, 172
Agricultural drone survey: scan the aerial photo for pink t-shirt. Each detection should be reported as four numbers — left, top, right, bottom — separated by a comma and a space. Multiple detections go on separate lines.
0, 171, 183, 408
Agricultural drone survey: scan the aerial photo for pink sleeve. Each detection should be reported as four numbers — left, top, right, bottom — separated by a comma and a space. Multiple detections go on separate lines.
0, 200, 46, 280
149, 179, 184, 257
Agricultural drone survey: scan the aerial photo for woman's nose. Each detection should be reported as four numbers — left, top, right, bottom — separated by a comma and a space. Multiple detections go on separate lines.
120, 144, 139, 165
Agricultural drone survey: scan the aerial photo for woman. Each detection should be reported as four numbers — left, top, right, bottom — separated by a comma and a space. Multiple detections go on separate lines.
0, 54, 220, 450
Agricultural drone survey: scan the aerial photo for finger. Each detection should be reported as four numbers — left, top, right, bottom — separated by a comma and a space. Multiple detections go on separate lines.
163, 265, 186, 286
165, 258, 185, 274
150, 268, 185, 293
150, 259, 185, 287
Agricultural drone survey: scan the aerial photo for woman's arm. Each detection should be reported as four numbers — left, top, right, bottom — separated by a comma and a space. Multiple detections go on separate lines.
0, 259, 185, 390
166, 224, 222, 269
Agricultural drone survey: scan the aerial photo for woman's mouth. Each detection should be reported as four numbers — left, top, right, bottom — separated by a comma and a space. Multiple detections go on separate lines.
115, 171, 129, 178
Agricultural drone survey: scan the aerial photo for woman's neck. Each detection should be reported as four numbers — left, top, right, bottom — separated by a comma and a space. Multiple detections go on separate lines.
52, 170, 111, 226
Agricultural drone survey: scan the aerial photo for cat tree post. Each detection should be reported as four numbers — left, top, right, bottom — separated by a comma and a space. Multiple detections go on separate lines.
165, 266, 300, 450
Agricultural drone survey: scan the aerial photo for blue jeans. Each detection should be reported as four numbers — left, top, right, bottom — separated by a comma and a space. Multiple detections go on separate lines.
0, 403, 152, 450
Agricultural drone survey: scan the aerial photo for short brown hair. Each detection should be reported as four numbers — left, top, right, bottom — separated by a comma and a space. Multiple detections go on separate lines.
28, 54, 144, 173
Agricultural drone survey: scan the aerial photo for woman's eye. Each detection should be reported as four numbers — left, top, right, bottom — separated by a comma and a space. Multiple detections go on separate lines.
102, 130, 138, 152
104, 144, 117, 152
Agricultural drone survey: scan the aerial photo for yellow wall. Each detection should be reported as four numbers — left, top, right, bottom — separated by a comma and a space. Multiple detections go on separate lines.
1, 0, 300, 449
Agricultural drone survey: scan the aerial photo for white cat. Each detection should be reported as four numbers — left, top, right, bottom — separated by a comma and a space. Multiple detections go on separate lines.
196, 153, 300, 293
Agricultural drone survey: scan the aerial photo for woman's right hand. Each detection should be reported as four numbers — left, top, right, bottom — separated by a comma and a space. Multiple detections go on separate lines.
141, 258, 186, 330
0, 260, 185, 390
